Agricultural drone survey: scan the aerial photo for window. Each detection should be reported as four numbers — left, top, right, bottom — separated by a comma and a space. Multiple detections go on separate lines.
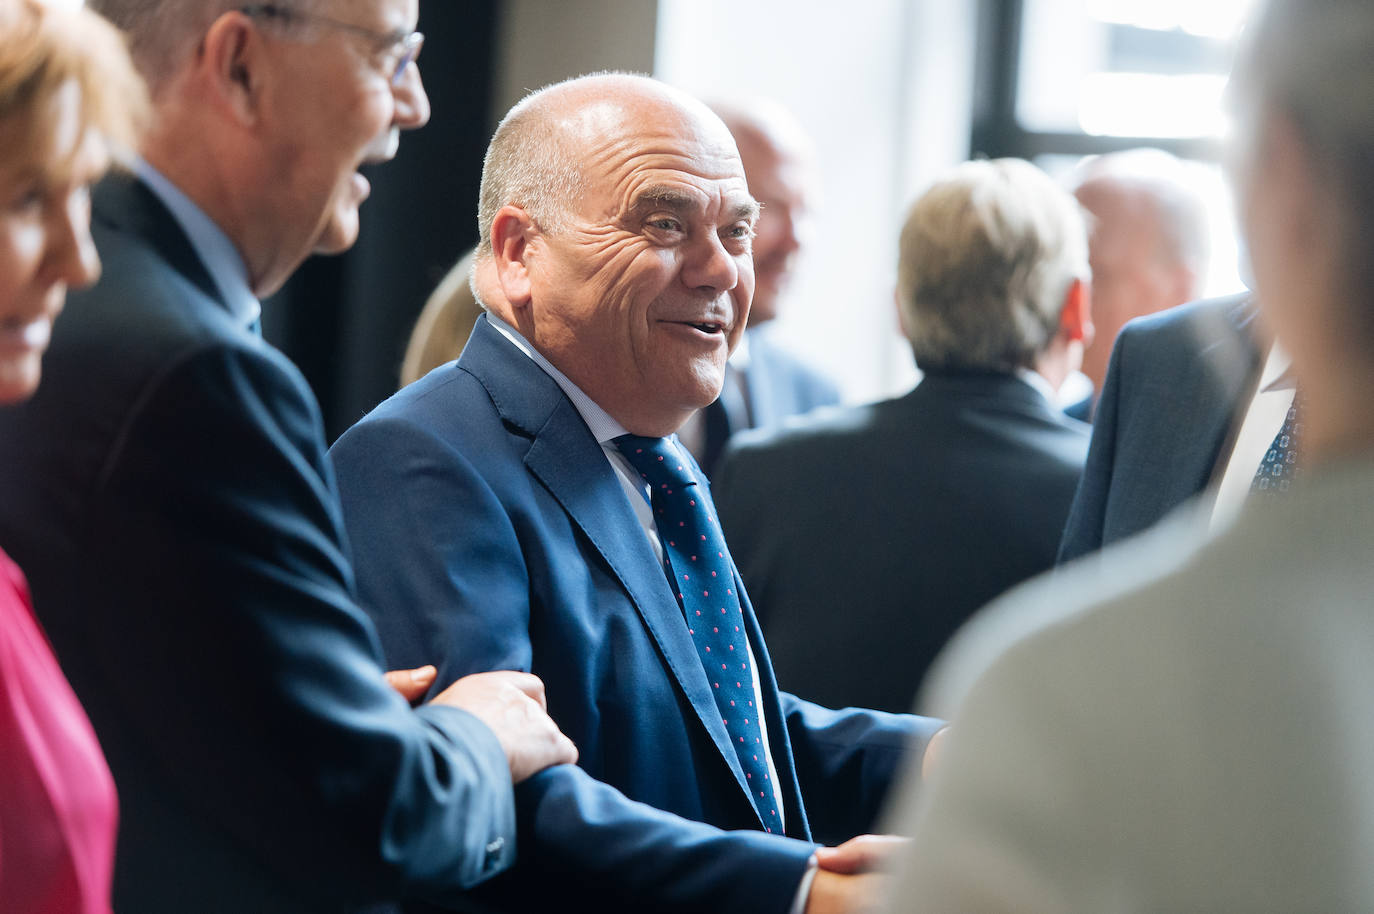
975, 0, 1257, 295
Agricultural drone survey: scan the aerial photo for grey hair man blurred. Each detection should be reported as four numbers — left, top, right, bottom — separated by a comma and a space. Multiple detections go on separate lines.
716, 158, 1092, 713
1065, 148, 1210, 420
881, 1, 1374, 909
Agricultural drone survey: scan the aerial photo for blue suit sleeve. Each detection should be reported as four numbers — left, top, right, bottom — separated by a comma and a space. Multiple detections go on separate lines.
780, 694, 942, 845
98, 342, 515, 904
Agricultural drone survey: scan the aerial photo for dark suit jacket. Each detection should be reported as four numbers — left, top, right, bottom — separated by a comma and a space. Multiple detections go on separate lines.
695, 328, 841, 477
714, 371, 1090, 713
1058, 294, 1263, 564
0, 176, 515, 913
329, 316, 940, 914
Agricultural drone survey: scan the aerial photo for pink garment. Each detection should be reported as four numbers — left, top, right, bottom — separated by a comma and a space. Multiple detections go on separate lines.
0, 548, 116, 914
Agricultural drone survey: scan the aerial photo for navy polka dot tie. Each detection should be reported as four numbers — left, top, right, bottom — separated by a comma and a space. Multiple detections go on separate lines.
614, 434, 777, 829
1252, 392, 1303, 496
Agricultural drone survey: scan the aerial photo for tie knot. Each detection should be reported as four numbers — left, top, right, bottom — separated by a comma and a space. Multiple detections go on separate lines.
614, 434, 698, 488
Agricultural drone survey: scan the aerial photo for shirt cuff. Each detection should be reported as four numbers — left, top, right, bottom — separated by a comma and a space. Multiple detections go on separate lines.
788, 852, 820, 914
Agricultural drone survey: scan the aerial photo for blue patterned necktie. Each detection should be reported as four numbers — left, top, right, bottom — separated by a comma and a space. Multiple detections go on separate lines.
1251, 391, 1303, 496
614, 434, 777, 829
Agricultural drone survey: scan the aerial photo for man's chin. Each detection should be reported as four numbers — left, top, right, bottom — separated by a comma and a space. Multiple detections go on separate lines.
313, 210, 361, 256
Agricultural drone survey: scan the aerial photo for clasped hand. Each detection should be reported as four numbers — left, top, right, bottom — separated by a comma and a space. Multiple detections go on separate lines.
387, 665, 577, 782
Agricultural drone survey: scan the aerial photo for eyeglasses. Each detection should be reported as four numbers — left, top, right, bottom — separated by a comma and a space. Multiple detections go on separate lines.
239, 4, 424, 86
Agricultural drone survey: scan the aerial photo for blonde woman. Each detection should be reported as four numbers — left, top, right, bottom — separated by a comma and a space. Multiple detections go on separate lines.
0, 2, 145, 911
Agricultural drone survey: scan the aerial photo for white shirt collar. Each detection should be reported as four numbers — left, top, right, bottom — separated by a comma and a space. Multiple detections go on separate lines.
1259, 341, 1294, 392
135, 158, 262, 330
1014, 367, 1058, 404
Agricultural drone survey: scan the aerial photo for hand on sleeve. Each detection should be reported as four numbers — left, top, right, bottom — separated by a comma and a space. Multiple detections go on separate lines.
432, 670, 578, 782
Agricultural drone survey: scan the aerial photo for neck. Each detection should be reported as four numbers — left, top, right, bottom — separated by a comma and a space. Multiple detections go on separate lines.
1032, 339, 1077, 394
1297, 361, 1374, 468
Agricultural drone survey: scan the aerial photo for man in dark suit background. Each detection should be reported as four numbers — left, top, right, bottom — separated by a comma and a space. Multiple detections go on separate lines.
330, 73, 944, 914
715, 158, 1092, 713
1057, 291, 1266, 562
677, 98, 841, 477
0, 2, 575, 911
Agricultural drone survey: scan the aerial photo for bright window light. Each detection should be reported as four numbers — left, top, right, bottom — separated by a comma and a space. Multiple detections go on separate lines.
1078, 72, 1230, 138
1086, 0, 1257, 38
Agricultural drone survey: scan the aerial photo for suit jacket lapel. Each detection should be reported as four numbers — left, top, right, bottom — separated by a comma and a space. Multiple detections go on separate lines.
461, 319, 763, 815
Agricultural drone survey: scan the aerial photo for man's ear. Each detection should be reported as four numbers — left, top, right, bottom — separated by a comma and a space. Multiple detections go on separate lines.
491, 205, 537, 308
200, 12, 265, 126
1058, 277, 1094, 349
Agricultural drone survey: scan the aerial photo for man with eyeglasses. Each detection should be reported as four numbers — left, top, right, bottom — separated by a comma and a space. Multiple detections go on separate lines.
0, 2, 577, 912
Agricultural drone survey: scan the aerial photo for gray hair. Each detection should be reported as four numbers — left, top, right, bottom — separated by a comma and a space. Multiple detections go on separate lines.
474, 76, 596, 261
87, 0, 325, 90
1232, 0, 1374, 311
1073, 148, 1211, 280
897, 158, 1089, 373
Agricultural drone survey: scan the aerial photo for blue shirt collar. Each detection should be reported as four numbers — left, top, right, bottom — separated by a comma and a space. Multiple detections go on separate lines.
135, 158, 261, 330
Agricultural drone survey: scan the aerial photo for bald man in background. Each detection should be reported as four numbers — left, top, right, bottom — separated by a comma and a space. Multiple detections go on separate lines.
1065, 149, 1210, 421
678, 98, 841, 477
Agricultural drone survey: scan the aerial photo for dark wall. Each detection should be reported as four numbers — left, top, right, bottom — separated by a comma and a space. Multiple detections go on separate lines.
262, 1, 499, 442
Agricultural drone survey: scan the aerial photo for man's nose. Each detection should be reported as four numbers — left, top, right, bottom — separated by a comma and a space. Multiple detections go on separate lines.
681, 231, 740, 293
392, 60, 431, 129
772, 205, 804, 256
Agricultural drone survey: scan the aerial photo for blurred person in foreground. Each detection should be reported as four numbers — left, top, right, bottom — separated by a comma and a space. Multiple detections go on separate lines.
0, 1, 575, 911
880, 1, 1374, 909
330, 72, 944, 914
1063, 148, 1211, 421
0, 3, 144, 911
715, 158, 1091, 714
677, 97, 840, 478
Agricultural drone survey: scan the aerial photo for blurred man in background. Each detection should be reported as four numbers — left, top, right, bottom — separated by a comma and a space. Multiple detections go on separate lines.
1064, 148, 1210, 421
716, 158, 1091, 713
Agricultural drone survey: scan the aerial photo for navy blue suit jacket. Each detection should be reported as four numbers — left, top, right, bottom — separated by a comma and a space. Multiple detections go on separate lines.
330, 317, 939, 914
0, 176, 515, 913
1058, 294, 1263, 563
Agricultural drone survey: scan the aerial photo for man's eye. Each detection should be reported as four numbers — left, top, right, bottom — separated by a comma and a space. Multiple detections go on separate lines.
649, 218, 683, 233
726, 223, 754, 239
